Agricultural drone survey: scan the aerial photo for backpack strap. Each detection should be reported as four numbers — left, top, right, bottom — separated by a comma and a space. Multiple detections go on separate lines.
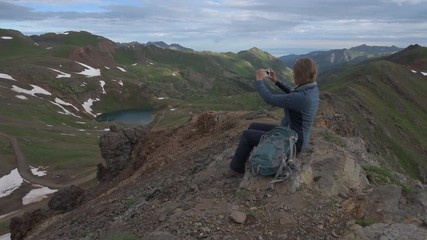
268, 135, 298, 188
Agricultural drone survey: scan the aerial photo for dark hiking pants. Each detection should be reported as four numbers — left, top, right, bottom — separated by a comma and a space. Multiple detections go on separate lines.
229, 122, 277, 173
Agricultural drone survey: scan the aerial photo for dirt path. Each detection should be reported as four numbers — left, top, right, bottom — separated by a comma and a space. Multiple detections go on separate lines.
0, 131, 95, 189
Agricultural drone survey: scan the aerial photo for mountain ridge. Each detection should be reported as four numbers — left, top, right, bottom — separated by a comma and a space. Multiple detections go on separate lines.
1, 28, 427, 239
279, 44, 403, 73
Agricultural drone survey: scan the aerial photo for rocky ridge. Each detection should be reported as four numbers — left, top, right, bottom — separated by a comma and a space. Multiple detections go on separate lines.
11, 109, 427, 240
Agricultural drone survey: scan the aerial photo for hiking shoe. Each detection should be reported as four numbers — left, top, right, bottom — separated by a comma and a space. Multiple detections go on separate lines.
224, 169, 244, 178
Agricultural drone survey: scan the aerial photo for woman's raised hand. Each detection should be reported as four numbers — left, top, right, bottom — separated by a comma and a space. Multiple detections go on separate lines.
256, 69, 266, 80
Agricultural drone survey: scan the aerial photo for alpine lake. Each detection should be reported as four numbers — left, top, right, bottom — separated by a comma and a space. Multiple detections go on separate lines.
96, 108, 155, 125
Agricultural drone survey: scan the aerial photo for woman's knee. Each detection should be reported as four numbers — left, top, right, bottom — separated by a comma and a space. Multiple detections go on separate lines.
248, 122, 276, 132
240, 130, 251, 142
248, 122, 260, 130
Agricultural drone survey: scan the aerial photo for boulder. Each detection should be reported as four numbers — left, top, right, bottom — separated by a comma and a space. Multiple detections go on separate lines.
48, 185, 85, 213
297, 133, 370, 196
98, 125, 148, 177
342, 223, 427, 240
356, 184, 427, 225
10, 209, 48, 240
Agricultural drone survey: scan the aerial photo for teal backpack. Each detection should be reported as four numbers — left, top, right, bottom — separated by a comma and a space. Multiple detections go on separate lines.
249, 126, 298, 186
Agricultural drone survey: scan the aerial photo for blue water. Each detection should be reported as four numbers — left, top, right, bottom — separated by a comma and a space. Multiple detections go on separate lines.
96, 109, 154, 125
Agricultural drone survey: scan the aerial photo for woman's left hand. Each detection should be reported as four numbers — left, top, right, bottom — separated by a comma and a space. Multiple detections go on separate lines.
256, 69, 266, 81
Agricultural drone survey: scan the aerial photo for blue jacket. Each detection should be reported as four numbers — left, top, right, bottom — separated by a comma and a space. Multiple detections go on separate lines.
256, 80, 320, 152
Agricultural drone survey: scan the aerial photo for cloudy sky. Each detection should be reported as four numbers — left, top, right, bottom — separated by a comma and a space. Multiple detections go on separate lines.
0, 0, 426, 55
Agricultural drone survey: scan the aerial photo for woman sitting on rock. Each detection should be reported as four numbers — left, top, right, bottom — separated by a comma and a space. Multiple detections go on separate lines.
230, 58, 320, 174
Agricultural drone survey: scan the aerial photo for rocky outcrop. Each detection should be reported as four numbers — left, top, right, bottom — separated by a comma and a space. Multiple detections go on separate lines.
341, 183, 427, 239
342, 223, 427, 240
69, 41, 118, 68
48, 185, 85, 213
18, 112, 427, 240
10, 209, 48, 240
98, 124, 149, 180
240, 128, 370, 197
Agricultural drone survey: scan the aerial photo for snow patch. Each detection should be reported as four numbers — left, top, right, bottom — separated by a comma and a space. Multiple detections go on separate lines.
411, 69, 427, 76
22, 187, 57, 205
82, 98, 100, 117
0, 169, 24, 198
170, 108, 176, 111
60, 133, 76, 136
49, 68, 71, 78
16, 95, 28, 100
0, 233, 11, 240
49, 98, 81, 118
100, 80, 106, 94
11, 84, 51, 98
75, 61, 101, 77
30, 166, 47, 177
117, 66, 127, 72
104, 66, 110, 70
54, 98, 79, 111
0, 73, 16, 81
132, 63, 138, 66
1, 36, 12, 40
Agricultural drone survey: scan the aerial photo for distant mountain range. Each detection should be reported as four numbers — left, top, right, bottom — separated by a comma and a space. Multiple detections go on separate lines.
279, 44, 403, 73
118, 40, 194, 52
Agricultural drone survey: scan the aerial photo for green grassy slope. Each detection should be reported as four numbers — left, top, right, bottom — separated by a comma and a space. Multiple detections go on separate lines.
319, 51, 427, 181
0, 29, 41, 58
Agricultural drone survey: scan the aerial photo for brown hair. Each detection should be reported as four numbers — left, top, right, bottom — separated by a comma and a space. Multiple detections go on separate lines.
293, 58, 318, 86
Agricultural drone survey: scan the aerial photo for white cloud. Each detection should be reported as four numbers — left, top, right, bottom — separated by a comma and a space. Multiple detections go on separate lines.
385, 0, 427, 5
0, 0, 426, 53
